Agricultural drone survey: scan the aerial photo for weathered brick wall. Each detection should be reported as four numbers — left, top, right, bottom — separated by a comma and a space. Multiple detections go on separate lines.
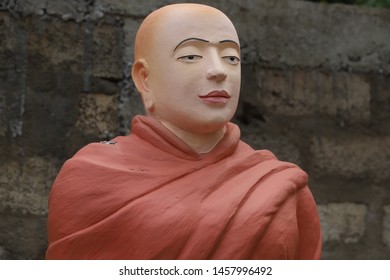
0, 0, 389, 259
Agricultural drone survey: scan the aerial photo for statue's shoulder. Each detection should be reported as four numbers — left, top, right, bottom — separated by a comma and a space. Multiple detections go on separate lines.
236, 139, 278, 160
73, 135, 131, 160
56, 135, 137, 176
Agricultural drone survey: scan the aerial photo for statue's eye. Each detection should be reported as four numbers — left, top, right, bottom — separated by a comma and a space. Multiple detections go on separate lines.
223, 56, 240, 65
177, 55, 202, 63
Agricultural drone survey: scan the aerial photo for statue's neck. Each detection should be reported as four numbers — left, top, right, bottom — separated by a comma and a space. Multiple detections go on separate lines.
159, 120, 226, 154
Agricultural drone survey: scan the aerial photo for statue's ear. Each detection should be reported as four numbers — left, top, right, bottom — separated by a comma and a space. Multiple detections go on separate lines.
132, 59, 154, 111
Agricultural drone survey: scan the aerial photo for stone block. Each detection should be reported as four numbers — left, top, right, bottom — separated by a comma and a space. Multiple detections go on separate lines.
123, 18, 140, 63
75, 93, 119, 139
0, 92, 6, 137
240, 64, 263, 107
92, 24, 123, 79
259, 69, 370, 123
240, 122, 302, 165
21, 78, 81, 157
27, 17, 84, 67
331, 72, 371, 123
0, 12, 15, 52
310, 135, 390, 181
371, 75, 390, 120
383, 205, 390, 246
45, 1, 89, 21
0, 214, 47, 259
318, 203, 367, 243
0, 157, 60, 215
1, 79, 26, 139
0, 245, 9, 259
0, 13, 27, 139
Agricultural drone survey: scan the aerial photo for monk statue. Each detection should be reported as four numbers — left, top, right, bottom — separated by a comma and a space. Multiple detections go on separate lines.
46, 3, 322, 259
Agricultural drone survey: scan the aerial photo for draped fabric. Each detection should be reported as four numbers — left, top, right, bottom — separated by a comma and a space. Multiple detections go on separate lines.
46, 115, 322, 259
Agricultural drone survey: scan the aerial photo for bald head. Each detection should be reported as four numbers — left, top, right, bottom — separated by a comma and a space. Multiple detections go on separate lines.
134, 4, 238, 61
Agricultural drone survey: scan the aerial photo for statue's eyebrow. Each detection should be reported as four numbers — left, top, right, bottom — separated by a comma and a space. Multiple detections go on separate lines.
173, 38, 209, 52
219, 39, 240, 47
173, 37, 240, 53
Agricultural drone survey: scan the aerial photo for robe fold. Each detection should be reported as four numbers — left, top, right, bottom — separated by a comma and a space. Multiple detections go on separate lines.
46, 115, 322, 259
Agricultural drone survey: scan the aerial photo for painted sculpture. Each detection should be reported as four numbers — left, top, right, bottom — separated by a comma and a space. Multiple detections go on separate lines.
46, 3, 322, 259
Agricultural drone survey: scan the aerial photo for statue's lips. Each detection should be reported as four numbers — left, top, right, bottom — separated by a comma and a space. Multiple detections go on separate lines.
199, 90, 231, 104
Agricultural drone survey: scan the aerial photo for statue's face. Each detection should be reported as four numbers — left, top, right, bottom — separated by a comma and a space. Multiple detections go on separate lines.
146, 7, 241, 134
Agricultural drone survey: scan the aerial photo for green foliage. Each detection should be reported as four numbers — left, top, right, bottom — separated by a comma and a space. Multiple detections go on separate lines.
305, 0, 390, 8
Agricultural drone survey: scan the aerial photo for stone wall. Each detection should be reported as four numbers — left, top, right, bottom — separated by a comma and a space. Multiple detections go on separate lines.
0, 0, 389, 259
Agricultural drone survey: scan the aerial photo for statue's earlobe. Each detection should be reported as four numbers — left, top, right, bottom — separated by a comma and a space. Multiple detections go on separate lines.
132, 59, 155, 112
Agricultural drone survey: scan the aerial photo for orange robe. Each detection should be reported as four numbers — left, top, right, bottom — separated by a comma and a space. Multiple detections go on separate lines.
46, 115, 322, 259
